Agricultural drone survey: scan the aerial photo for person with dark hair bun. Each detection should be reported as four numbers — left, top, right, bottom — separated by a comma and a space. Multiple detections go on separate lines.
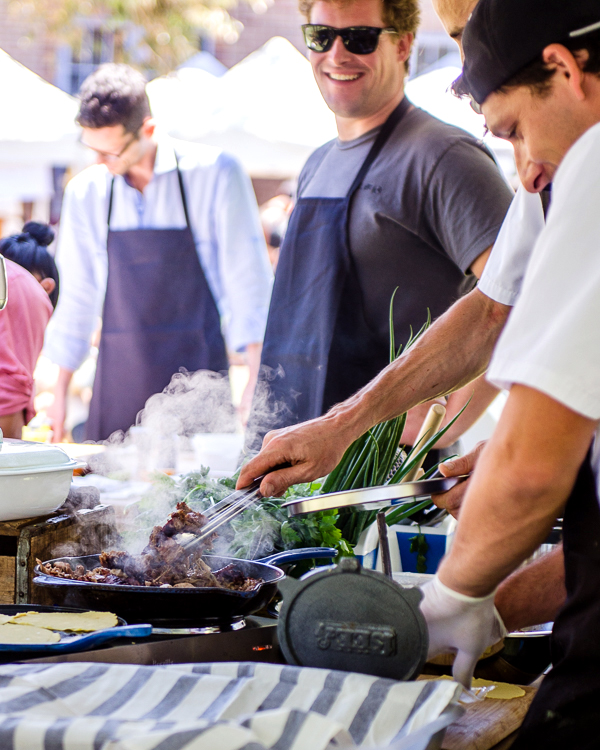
45, 63, 272, 442
0, 222, 59, 308
0, 223, 57, 438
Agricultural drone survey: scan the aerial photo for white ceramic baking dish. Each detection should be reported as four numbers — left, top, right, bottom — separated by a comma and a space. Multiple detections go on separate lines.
0, 434, 86, 521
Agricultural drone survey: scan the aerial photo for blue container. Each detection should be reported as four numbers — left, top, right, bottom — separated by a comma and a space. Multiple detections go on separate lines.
394, 527, 450, 574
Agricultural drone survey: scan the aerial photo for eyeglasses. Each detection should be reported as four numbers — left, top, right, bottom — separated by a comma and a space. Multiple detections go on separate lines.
302, 24, 397, 55
80, 130, 140, 161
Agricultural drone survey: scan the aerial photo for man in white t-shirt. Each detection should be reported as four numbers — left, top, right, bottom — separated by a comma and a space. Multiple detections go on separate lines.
419, 1, 600, 745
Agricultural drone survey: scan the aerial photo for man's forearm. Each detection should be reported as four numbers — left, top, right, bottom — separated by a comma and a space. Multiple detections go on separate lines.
327, 289, 510, 442
49, 367, 74, 442
439, 385, 597, 597
495, 544, 566, 631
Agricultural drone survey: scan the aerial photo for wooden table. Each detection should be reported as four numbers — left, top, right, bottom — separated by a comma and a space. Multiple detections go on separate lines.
419, 677, 537, 750
442, 685, 535, 750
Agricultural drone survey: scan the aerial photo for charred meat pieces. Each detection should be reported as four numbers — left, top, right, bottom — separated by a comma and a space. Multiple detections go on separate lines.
38, 502, 263, 592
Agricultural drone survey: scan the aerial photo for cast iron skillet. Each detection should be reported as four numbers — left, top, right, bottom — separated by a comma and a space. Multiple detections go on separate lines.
33, 548, 337, 627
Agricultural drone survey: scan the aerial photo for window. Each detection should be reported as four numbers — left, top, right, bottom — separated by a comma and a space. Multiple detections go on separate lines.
54, 25, 115, 95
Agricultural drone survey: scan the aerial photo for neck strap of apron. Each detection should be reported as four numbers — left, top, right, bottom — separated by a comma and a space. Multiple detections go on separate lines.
107, 149, 192, 231
347, 96, 411, 197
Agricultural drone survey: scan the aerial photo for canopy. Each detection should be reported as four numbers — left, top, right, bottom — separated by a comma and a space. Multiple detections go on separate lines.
405, 65, 516, 181
148, 37, 337, 178
149, 43, 515, 181
0, 48, 85, 167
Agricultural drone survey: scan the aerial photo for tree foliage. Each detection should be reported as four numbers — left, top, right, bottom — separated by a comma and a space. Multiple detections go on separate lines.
9, 0, 268, 74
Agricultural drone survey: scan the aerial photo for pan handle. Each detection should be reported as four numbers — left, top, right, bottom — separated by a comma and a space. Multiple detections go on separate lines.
257, 547, 338, 567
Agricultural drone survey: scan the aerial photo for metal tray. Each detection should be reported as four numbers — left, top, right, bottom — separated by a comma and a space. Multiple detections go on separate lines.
282, 476, 467, 516
0, 604, 151, 655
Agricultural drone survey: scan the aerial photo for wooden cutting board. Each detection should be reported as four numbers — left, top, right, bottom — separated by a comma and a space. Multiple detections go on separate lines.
418, 678, 536, 750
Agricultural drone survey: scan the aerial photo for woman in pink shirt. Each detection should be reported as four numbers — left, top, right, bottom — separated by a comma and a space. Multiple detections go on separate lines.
0, 223, 58, 438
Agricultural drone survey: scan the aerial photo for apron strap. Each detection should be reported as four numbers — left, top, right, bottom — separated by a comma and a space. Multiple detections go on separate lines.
347, 96, 411, 197
106, 149, 192, 232
174, 151, 192, 232
107, 177, 115, 229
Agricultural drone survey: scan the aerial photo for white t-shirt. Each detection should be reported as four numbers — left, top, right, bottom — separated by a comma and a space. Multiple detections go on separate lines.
488, 121, 600, 492
478, 184, 546, 306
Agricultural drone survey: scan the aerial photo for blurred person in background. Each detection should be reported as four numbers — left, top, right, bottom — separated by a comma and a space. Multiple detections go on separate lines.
251, 0, 513, 454
45, 64, 272, 442
259, 191, 294, 270
0, 223, 58, 438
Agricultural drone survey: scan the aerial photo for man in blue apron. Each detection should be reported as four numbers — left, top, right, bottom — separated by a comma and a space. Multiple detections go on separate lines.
414, 2, 600, 745
253, 0, 514, 450
45, 65, 272, 442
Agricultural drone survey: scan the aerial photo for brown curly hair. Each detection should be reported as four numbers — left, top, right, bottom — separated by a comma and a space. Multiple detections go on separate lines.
298, 0, 421, 38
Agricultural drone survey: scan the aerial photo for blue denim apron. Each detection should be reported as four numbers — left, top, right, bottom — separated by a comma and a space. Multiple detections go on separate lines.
257, 98, 411, 433
85, 154, 228, 441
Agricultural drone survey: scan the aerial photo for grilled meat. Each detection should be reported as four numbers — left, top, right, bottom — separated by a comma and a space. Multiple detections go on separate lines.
37, 502, 263, 591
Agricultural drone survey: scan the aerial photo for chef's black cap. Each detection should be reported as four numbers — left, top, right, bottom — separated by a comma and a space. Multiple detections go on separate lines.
461, 0, 600, 105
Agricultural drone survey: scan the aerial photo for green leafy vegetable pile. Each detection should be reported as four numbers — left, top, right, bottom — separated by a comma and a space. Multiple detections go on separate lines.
132, 294, 464, 561
128, 469, 351, 559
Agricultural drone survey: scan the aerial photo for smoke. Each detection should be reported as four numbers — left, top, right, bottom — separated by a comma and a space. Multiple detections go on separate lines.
245, 364, 297, 454
142, 369, 236, 436
50, 490, 121, 560
66, 366, 293, 559
87, 369, 238, 478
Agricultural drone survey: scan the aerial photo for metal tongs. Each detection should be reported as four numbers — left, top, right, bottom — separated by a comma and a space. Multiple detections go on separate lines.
177, 477, 265, 555
282, 474, 468, 516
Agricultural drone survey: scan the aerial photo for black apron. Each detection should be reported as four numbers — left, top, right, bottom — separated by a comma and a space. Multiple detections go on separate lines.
85, 155, 229, 441
256, 99, 411, 435
512, 448, 600, 748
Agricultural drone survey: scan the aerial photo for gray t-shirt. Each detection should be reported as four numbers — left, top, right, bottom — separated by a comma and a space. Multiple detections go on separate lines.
299, 103, 514, 345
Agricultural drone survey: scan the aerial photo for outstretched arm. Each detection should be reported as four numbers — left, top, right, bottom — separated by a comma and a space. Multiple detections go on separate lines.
238, 288, 510, 496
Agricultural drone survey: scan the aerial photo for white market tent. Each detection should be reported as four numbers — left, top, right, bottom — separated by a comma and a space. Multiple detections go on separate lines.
150, 43, 515, 181
0, 48, 87, 203
405, 65, 516, 181
148, 37, 337, 178
0, 48, 83, 165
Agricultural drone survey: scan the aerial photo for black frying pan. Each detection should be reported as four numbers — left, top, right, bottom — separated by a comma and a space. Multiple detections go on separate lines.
33, 548, 337, 627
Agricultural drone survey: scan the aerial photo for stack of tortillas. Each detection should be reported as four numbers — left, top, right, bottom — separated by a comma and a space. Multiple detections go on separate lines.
0, 611, 118, 645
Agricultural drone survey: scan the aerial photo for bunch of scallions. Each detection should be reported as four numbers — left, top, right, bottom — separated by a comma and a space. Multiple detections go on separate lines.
318, 293, 468, 547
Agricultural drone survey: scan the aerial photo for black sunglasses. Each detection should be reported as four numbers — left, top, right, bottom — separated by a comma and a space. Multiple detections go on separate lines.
302, 24, 397, 55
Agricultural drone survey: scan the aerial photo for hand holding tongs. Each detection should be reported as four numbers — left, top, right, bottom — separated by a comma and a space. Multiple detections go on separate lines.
177, 465, 288, 556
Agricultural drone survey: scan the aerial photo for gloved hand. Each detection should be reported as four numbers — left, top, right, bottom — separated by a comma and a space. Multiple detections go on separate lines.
420, 576, 507, 688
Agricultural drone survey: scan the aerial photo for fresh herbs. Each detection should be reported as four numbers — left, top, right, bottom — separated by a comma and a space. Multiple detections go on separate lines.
135, 472, 351, 560
321, 294, 466, 547
138, 294, 465, 561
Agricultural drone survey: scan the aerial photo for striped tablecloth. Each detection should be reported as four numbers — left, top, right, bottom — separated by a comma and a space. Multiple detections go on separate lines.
0, 661, 461, 750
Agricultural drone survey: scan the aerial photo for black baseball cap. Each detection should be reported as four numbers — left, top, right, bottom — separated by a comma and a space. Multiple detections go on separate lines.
461, 0, 600, 105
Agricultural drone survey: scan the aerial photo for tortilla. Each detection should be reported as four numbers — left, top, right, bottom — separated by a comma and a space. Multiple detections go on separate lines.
10, 611, 118, 632
0, 623, 60, 645
0, 615, 13, 626
436, 675, 526, 700
472, 678, 526, 700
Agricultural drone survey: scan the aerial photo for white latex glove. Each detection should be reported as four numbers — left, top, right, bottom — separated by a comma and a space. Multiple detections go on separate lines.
420, 576, 507, 688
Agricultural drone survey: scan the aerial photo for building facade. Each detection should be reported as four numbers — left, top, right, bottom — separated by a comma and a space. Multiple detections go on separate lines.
1, 0, 452, 90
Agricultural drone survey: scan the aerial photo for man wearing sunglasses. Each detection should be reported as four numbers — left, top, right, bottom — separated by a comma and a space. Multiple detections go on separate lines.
239, 0, 549, 502
254, 0, 513, 451
45, 64, 272, 441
